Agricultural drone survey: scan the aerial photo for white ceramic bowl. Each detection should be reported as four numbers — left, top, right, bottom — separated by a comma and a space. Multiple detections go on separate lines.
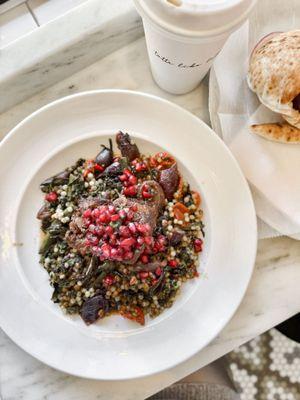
0, 90, 257, 379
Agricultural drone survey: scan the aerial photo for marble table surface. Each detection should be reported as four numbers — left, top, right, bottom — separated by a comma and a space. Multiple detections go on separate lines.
1, 37, 300, 400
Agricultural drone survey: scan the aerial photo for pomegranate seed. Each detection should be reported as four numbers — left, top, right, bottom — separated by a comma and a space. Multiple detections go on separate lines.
99, 212, 110, 223
104, 275, 114, 285
194, 239, 203, 253
83, 209, 92, 218
142, 190, 153, 199
111, 214, 120, 222
120, 238, 136, 247
124, 169, 132, 177
128, 175, 137, 185
94, 164, 104, 172
117, 247, 124, 257
152, 244, 159, 253
135, 162, 147, 172
131, 204, 138, 212
119, 209, 127, 219
105, 225, 114, 235
125, 251, 133, 260
123, 186, 137, 197
89, 236, 99, 245
92, 209, 100, 218
110, 248, 118, 258
139, 271, 149, 279
119, 174, 127, 182
45, 192, 58, 202
141, 254, 149, 264
128, 222, 137, 234
158, 235, 166, 245
137, 236, 144, 245
101, 244, 111, 258
155, 267, 162, 276
144, 236, 153, 246
168, 260, 178, 268
94, 226, 104, 236
155, 241, 164, 252
119, 226, 131, 237
111, 233, 117, 240
108, 205, 116, 214
137, 224, 150, 234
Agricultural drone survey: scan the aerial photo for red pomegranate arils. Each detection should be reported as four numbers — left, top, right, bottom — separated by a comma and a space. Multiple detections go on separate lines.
142, 190, 152, 199
104, 275, 114, 285
45, 192, 58, 203
105, 225, 113, 235
168, 260, 178, 268
119, 226, 131, 237
144, 236, 153, 246
128, 222, 137, 234
120, 238, 136, 248
92, 209, 100, 218
118, 209, 127, 219
101, 244, 111, 258
128, 175, 137, 185
119, 174, 127, 182
137, 236, 144, 245
83, 209, 92, 218
108, 205, 116, 214
125, 251, 134, 260
124, 169, 132, 177
141, 254, 149, 264
123, 186, 137, 197
139, 271, 149, 279
194, 238, 203, 253
111, 214, 120, 222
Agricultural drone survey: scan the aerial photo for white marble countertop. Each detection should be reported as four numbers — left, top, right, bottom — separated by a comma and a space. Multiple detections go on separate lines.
1, 37, 300, 400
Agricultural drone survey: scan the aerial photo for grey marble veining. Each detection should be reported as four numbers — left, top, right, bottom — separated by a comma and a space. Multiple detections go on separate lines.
0, 37, 299, 400
0, 0, 143, 114
0, 37, 209, 138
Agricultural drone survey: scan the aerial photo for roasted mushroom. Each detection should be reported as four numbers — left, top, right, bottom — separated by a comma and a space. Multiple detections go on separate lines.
158, 163, 179, 200
116, 131, 140, 161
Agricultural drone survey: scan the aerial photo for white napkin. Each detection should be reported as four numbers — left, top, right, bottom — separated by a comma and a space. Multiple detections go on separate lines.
209, 0, 300, 240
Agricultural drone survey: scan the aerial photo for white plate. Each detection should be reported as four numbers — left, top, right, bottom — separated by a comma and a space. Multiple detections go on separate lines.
0, 90, 257, 380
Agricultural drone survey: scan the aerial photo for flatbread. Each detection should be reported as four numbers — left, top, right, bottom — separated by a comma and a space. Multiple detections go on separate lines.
250, 123, 300, 144
248, 30, 300, 129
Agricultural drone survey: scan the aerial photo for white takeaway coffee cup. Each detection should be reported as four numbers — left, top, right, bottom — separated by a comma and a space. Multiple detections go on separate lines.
133, 0, 257, 94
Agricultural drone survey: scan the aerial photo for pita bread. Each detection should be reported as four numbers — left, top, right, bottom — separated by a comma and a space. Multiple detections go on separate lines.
248, 30, 300, 129
251, 123, 300, 144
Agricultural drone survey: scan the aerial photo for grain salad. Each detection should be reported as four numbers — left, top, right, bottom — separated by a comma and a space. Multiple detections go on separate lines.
37, 132, 204, 325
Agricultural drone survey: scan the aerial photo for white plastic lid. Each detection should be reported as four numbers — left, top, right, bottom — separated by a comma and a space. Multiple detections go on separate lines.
134, 0, 257, 37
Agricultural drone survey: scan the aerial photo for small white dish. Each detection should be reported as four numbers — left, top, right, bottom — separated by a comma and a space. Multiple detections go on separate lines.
0, 90, 257, 379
